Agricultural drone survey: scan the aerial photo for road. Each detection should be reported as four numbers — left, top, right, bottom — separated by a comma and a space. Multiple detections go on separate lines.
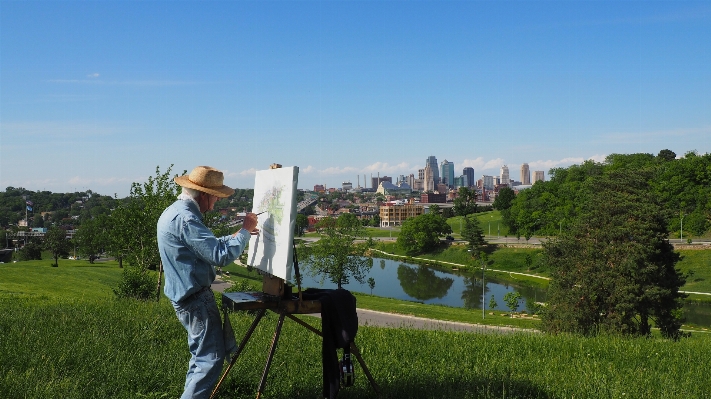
211, 278, 529, 334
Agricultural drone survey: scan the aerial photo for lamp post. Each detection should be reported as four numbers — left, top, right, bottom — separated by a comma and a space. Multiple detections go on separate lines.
481, 253, 486, 320
680, 212, 684, 243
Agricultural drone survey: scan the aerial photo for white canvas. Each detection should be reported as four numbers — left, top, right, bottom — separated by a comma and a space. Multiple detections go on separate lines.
247, 166, 299, 281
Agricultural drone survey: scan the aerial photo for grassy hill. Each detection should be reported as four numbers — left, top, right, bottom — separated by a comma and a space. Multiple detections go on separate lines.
2, 259, 711, 398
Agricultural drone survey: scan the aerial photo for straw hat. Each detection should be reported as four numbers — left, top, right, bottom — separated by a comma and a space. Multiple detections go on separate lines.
174, 166, 235, 198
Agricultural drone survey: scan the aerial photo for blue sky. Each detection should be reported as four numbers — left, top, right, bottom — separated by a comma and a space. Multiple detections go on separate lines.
1, 1, 709, 198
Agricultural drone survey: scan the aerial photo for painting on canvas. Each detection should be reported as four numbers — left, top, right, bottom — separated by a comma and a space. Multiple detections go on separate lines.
247, 166, 299, 281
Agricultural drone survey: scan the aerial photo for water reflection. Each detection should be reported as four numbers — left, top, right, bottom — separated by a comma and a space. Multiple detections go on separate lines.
298, 257, 711, 327
397, 264, 453, 301
461, 277, 485, 310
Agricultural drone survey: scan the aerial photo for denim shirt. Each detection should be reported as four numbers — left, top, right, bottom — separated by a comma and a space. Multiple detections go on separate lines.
157, 199, 251, 303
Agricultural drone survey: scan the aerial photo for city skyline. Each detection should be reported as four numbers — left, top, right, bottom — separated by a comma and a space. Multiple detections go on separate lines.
1, 2, 709, 197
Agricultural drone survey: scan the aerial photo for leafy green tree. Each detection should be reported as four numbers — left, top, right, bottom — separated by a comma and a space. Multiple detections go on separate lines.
541, 170, 687, 339
18, 240, 42, 261
504, 292, 522, 315
110, 165, 182, 271
657, 149, 677, 162
301, 215, 373, 289
461, 214, 486, 254
492, 187, 515, 212
397, 213, 452, 254
294, 213, 309, 236
43, 227, 71, 267
33, 214, 44, 228
453, 187, 478, 216
109, 166, 182, 300
74, 214, 111, 263
524, 254, 533, 270
370, 214, 381, 227
367, 277, 376, 294
488, 295, 498, 310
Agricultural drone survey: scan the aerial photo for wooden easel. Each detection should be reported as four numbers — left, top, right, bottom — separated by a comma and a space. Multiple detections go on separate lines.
210, 164, 379, 399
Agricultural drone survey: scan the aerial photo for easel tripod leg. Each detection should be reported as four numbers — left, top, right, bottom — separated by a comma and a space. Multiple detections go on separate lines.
210, 308, 267, 399
256, 311, 286, 399
285, 314, 381, 395
350, 342, 380, 394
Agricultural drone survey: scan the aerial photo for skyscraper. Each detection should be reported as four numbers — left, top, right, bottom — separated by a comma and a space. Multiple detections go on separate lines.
533, 171, 545, 183
500, 165, 510, 187
521, 163, 531, 185
426, 156, 440, 185
440, 159, 455, 188
463, 167, 474, 187
424, 163, 435, 192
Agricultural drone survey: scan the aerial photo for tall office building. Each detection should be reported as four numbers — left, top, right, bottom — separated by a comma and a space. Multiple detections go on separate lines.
424, 163, 435, 192
500, 165, 510, 187
440, 159, 455, 188
533, 171, 545, 183
463, 167, 475, 187
482, 175, 494, 190
426, 156, 440, 185
520, 163, 531, 185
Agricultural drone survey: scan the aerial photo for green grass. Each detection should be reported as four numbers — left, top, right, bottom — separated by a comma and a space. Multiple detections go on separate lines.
4, 259, 711, 398
675, 250, 711, 294
3, 296, 711, 398
0, 259, 125, 301
449, 210, 510, 237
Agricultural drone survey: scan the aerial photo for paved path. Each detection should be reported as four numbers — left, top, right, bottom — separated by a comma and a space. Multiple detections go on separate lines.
211, 277, 531, 333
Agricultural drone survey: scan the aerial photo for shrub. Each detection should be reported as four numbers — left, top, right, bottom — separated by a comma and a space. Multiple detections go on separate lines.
113, 266, 156, 300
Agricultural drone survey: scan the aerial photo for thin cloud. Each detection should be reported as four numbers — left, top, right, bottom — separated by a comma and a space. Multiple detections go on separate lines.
320, 166, 360, 175
238, 168, 257, 177
360, 162, 412, 175
87, 73, 100, 78
483, 158, 506, 169
529, 155, 607, 171
68, 176, 133, 186
47, 78, 199, 86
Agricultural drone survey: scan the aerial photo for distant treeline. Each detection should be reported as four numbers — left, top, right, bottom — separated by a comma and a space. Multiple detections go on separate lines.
0, 187, 255, 229
500, 149, 711, 238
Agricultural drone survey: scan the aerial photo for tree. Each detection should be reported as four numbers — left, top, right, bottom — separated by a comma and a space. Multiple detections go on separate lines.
74, 214, 111, 263
657, 149, 677, 162
301, 214, 373, 289
370, 214, 381, 227
488, 295, 498, 310
397, 213, 452, 254
109, 165, 182, 270
109, 166, 182, 300
367, 277, 376, 294
541, 170, 687, 339
492, 187, 515, 212
44, 227, 71, 267
461, 214, 486, 254
504, 292, 522, 315
294, 214, 309, 236
453, 187, 478, 216
524, 254, 533, 271
18, 240, 42, 261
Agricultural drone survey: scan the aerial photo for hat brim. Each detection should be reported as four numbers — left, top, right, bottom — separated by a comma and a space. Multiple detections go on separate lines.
174, 175, 234, 198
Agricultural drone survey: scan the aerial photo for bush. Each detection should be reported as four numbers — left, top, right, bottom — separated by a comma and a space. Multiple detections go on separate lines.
113, 266, 156, 300
18, 242, 42, 261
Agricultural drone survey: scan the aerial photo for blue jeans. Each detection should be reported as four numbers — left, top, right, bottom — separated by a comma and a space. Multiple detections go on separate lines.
172, 288, 225, 399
